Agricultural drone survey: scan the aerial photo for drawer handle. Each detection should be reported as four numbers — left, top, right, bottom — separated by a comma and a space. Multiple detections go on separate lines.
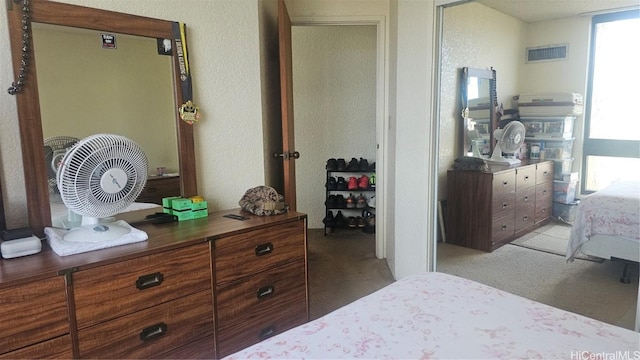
502, 202, 508, 209
136, 272, 164, 290
259, 325, 276, 340
542, 189, 547, 194
502, 181, 508, 187
140, 322, 168, 342
501, 225, 508, 231
524, 175, 529, 180
257, 285, 275, 299
523, 215, 529, 221
523, 196, 529, 202
255, 243, 274, 257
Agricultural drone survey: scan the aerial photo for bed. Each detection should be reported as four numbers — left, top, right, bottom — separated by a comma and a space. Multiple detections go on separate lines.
565, 179, 640, 279
224, 272, 639, 359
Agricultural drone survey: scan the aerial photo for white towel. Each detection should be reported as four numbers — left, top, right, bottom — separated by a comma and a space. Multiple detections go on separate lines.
45, 220, 148, 256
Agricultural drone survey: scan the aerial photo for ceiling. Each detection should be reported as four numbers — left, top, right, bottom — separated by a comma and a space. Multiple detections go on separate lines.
475, 0, 639, 23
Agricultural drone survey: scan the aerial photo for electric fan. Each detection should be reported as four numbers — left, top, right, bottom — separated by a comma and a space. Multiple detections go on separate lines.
44, 136, 79, 203
57, 134, 148, 242
486, 120, 525, 166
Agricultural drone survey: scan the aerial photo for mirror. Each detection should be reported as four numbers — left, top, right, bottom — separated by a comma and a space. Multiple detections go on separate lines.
460, 67, 497, 158
6, 0, 197, 236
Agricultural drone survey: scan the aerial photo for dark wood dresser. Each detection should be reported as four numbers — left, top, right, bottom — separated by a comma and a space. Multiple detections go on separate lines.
0, 209, 308, 359
446, 160, 553, 252
136, 175, 181, 205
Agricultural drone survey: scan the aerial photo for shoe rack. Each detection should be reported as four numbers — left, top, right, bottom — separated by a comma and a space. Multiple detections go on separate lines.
323, 157, 376, 236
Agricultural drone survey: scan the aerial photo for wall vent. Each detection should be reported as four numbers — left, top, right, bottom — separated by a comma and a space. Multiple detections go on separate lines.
526, 44, 569, 63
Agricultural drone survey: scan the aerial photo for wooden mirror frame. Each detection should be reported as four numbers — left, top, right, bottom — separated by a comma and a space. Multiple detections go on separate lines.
460, 67, 497, 157
6, 0, 197, 236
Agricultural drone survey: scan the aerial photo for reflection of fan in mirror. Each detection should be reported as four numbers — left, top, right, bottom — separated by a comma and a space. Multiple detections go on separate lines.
486, 121, 525, 166
44, 136, 79, 203
55, 134, 148, 243
466, 120, 487, 158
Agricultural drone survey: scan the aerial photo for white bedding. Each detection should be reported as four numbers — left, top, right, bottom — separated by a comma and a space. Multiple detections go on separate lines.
225, 272, 639, 359
566, 180, 640, 262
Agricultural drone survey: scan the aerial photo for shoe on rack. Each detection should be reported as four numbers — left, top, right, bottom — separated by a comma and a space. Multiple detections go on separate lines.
335, 194, 346, 208
325, 176, 337, 190
323, 211, 336, 227
356, 194, 367, 209
346, 194, 356, 209
367, 195, 376, 208
325, 195, 337, 208
368, 162, 376, 171
347, 176, 358, 190
326, 158, 337, 171
335, 211, 346, 228
336, 177, 347, 190
347, 157, 359, 171
356, 216, 366, 228
358, 158, 369, 171
358, 175, 369, 189
337, 158, 347, 171
369, 173, 376, 189
347, 216, 357, 228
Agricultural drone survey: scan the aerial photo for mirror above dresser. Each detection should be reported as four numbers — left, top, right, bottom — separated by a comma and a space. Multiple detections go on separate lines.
6, 0, 197, 235
460, 67, 497, 158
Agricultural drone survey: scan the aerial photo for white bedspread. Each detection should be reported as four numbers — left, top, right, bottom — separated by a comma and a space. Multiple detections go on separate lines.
566, 180, 640, 261
225, 272, 639, 359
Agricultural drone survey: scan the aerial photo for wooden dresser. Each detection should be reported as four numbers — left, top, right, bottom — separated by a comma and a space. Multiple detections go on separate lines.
446, 160, 553, 252
136, 176, 181, 205
0, 209, 308, 359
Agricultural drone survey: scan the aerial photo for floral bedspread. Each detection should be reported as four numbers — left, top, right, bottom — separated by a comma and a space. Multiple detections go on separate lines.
224, 272, 639, 359
566, 180, 640, 261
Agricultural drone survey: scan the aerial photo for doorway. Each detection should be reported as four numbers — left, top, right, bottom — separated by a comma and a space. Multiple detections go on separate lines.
290, 18, 387, 259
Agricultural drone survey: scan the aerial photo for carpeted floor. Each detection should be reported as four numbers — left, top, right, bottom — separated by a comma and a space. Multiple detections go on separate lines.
308, 221, 639, 330
510, 220, 603, 262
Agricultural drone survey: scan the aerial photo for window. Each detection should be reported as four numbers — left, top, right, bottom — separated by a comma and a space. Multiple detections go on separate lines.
582, 10, 640, 192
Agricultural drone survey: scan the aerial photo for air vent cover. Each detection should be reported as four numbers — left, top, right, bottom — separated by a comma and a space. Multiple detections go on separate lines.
526, 44, 568, 63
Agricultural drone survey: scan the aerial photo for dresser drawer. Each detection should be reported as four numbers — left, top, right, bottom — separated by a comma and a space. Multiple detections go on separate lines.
535, 182, 553, 222
536, 161, 553, 184
213, 220, 305, 286
216, 261, 308, 357
216, 260, 307, 327
515, 186, 536, 231
0, 277, 68, 354
77, 290, 213, 359
516, 165, 536, 190
492, 171, 515, 197
491, 215, 515, 244
73, 243, 211, 328
137, 176, 181, 205
0, 335, 72, 359
492, 193, 515, 219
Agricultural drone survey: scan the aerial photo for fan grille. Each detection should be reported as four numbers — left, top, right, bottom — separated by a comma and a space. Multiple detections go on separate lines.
44, 136, 79, 203
58, 134, 148, 219
498, 121, 525, 153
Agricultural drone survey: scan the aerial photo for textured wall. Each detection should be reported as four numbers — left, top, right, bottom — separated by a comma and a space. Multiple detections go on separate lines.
292, 25, 377, 229
438, 2, 526, 199
520, 17, 591, 180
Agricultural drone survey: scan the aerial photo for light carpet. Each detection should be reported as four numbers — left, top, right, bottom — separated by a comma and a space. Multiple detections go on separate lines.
510, 221, 604, 262
437, 236, 639, 330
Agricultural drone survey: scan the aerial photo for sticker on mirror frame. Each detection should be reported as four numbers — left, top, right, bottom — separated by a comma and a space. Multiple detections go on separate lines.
179, 100, 200, 125
101, 34, 116, 49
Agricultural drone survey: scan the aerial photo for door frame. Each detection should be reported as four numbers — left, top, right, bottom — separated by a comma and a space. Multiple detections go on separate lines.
290, 15, 388, 259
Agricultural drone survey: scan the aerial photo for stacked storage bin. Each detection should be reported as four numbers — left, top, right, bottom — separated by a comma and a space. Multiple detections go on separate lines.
516, 93, 582, 223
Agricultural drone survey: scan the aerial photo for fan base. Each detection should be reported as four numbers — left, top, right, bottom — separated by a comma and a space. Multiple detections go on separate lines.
63, 223, 131, 243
